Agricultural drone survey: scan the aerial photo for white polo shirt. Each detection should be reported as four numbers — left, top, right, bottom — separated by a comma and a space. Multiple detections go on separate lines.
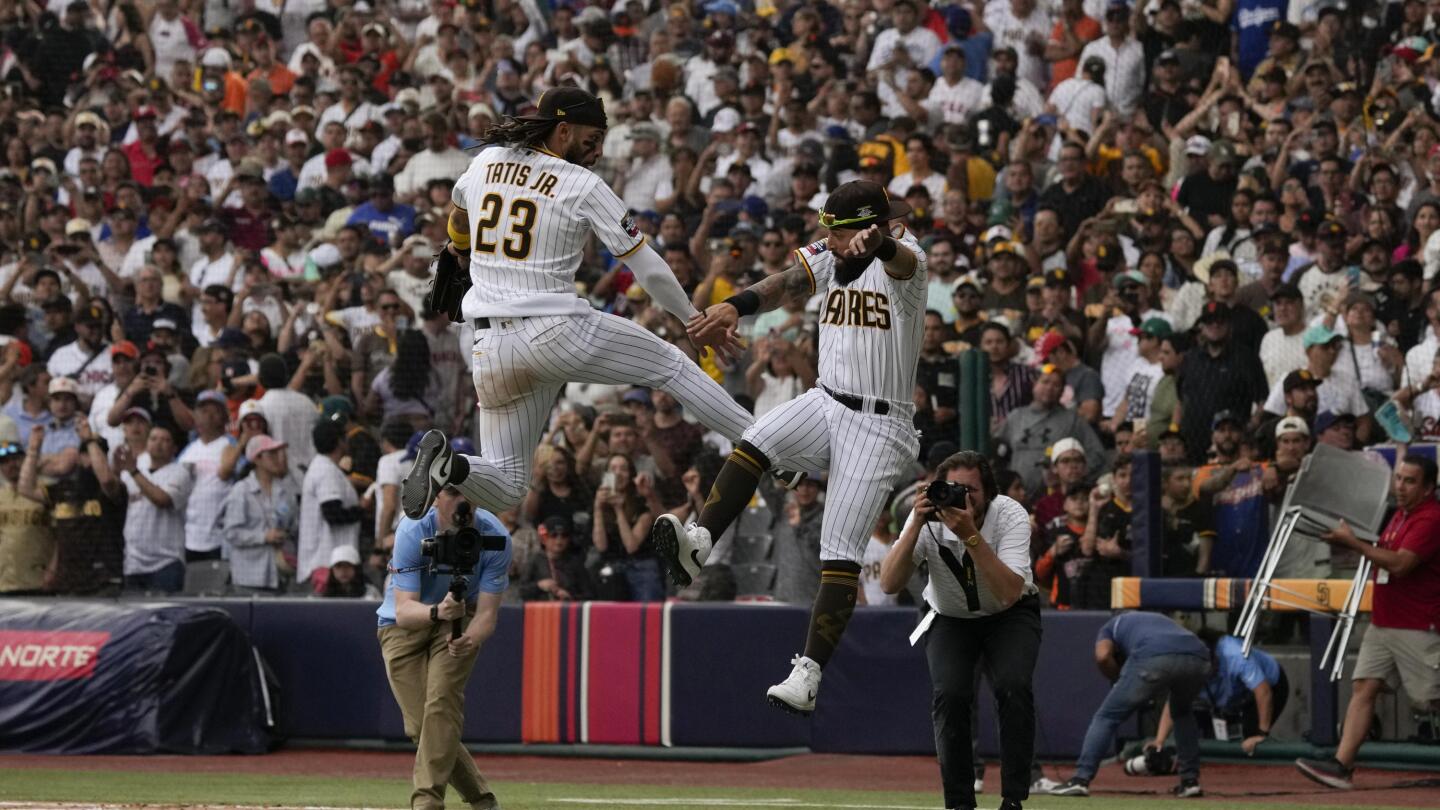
909, 494, 1036, 618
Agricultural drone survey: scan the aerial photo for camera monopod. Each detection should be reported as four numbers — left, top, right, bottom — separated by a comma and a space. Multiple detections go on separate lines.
447, 503, 473, 641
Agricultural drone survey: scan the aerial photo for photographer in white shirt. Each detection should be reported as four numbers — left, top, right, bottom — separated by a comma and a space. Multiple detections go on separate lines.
881, 450, 1040, 810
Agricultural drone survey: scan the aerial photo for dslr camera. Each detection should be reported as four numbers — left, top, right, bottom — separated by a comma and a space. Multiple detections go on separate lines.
421, 502, 506, 638
421, 501, 505, 573
925, 480, 971, 520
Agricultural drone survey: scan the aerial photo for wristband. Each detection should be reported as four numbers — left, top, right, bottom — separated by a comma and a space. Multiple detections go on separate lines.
430, 604, 440, 624
874, 237, 898, 262
447, 219, 470, 250
724, 289, 761, 317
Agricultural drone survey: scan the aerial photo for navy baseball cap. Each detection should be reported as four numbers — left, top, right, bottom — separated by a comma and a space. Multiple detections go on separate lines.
519, 87, 608, 129
819, 180, 911, 230
1211, 410, 1243, 430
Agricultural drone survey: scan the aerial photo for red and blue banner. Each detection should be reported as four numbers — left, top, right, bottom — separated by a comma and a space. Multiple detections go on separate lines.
520, 602, 668, 745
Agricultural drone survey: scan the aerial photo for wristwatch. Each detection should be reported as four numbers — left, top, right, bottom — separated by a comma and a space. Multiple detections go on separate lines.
964, 534, 982, 548
430, 605, 440, 624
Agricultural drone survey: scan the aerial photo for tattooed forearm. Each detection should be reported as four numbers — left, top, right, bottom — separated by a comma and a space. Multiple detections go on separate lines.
749, 264, 813, 312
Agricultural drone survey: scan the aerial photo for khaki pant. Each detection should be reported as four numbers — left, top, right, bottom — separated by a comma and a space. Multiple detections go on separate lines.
378, 623, 498, 810
1353, 624, 1440, 708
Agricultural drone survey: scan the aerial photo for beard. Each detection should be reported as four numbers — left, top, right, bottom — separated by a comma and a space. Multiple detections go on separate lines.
835, 253, 874, 285
566, 140, 598, 167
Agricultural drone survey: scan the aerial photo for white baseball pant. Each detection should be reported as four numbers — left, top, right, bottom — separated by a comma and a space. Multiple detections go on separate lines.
744, 388, 920, 563
453, 309, 754, 511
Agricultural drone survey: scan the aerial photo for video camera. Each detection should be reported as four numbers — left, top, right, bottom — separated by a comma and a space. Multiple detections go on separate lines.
924, 480, 971, 521
421, 502, 506, 638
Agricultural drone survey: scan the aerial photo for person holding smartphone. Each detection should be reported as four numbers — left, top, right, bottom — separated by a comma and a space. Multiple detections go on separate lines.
879, 451, 1040, 810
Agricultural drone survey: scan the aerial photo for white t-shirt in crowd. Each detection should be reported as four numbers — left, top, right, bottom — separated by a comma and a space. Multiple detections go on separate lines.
1263, 371, 1368, 417
860, 536, 898, 607
179, 434, 236, 553
298, 453, 360, 577
375, 449, 407, 540
1260, 327, 1307, 387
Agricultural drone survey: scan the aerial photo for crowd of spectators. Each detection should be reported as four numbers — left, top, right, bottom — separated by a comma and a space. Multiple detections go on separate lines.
0, 0, 1437, 610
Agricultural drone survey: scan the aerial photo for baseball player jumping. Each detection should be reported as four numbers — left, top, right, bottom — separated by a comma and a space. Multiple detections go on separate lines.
654, 181, 926, 715
402, 88, 771, 521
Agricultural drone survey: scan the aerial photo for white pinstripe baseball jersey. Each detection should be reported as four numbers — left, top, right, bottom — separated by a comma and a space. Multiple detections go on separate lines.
795, 228, 928, 404
452, 145, 645, 319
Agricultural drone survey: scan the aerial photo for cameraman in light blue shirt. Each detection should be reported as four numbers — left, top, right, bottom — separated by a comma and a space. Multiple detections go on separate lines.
377, 486, 511, 810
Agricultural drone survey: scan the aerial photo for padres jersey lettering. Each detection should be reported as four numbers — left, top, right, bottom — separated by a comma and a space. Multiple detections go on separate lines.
795, 231, 927, 403
819, 289, 892, 330
453, 146, 645, 319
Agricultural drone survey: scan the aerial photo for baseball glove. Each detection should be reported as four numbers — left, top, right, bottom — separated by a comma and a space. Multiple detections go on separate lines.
424, 243, 471, 323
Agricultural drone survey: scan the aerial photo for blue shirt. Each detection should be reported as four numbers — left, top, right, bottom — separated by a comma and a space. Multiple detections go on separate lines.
1207, 635, 1281, 710
1098, 612, 1209, 662
1208, 467, 1269, 578
376, 506, 512, 627
926, 32, 994, 82
269, 168, 300, 203
40, 418, 81, 457
1232, 0, 1286, 78
4, 403, 53, 438
347, 202, 416, 246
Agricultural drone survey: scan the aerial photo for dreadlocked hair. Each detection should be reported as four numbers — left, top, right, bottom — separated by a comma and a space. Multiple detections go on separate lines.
480, 116, 559, 149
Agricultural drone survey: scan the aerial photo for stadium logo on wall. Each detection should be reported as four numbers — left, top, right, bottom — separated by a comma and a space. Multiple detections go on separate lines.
621, 214, 640, 238
0, 630, 111, 681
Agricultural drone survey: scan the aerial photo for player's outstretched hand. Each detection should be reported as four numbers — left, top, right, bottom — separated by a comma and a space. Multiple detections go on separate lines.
693, 325, 744, 364
839, 224, 885, 258
687, 304, 743, 361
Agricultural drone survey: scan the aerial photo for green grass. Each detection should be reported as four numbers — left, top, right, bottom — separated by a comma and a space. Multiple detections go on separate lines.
0, 768, 1421, 810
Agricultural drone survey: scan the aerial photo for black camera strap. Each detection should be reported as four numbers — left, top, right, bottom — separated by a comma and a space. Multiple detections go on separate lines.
936, 544, 982, 612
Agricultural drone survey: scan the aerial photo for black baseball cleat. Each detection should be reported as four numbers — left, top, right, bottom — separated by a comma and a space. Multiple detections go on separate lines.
1171, 779, 1203, 798
1295, 756, 1353, 790
1049, 777, 1089, 797
402, 430, 456, 519
772, 468, 807, 490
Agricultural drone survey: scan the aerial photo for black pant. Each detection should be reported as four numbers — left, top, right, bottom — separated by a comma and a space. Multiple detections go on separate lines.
185, 548, 222, 562
1236, 669, 1289, 739
925, 595, 1042, 808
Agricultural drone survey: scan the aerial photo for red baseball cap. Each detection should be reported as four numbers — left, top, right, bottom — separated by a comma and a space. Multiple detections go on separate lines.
1034, 331, 1066, 362
324, 148, 352, 169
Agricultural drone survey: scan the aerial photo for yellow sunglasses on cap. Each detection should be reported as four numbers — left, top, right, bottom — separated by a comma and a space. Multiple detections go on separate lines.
818, 211, 877, 229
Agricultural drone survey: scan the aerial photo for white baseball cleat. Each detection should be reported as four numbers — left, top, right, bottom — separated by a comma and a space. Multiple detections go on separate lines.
766, 654, 822, 716
1031, 775, 1062, 793
402, 430, 455, 520
651, 514, 712, 587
